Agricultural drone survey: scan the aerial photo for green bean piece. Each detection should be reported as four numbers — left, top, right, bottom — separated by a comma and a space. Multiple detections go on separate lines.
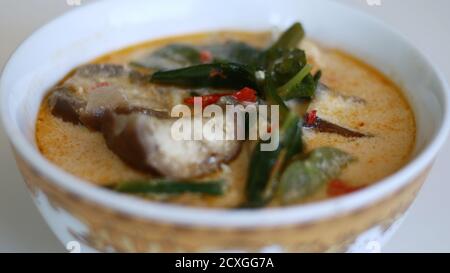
114, 179, 226, 196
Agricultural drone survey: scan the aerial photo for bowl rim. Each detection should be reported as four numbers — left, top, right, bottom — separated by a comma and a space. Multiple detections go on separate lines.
2, 0, 450, 228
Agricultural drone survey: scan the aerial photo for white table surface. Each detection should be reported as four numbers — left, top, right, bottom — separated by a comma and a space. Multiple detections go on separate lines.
1, 0, 449, 253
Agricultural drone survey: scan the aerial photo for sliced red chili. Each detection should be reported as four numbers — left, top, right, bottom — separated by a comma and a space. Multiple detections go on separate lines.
183, 87, 258, 108
232, 87, 257, 102
183, 97, 196, 105
327, 179, 364, 197
305, 110, 317, 126
184, 93, 231, 108
200, 50, 213, 63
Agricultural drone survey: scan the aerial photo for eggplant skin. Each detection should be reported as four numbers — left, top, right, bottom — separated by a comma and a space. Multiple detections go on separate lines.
101, 112, 242, 179
101, 111, 161, 174
47, 64, 168, 131
47, 63, 242, 179
48, 86, 86, 125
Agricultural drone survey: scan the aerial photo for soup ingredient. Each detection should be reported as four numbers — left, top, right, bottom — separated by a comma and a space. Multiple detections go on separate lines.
80, 85, 129, 130
48, 64, 176, 130
277, 147, 354, 204
150, 23, 317, 101
277, 64, 318, 100
183, 87, 258, 107
132, 41, 264, 71
38, 27, 416, 207
271, 49, 308, 86
200, 50, 213, 63
244, 111, 303, 207
48, 83, 170, 130
205, 41, 263, 67
305, 110, 318, 126
131, 44, 203, 70
241, 22, 320, 207
262, 23, 310, 80
302, 82, 368, 137
232, 87, 258, 102
327, 179, 364, 197
184, 93, 230, 107
102, 112, 241, 179
151, 62, 257, 89
49, 64, 245, 179
45, 23, 361, 204
266, 22, 304, 53
48, 86, 86, 125
264, 47, 320, 100
304, 115, 368, 138
242, 22, 322, 207
114, 179, 226, 196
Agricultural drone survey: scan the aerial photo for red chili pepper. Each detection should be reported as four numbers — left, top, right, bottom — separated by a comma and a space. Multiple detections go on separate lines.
183, 87, 258, 108
183, 97, 196, 105
305, 110, 317, 126
327, 180, 364, 197
200, 50, 213, 63
232, 87, 257, 102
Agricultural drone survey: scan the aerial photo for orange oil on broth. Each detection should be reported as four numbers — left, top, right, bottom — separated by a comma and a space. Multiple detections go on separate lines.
35, 31, 415, 208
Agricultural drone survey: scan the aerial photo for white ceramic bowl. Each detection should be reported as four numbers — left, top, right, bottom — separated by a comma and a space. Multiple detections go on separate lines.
1, 0, 449, 252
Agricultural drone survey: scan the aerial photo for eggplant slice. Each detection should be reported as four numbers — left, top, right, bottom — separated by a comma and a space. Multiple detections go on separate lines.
102, 112, 241, 179
305, 83, 370, 138
303, 117, 368, 138
48, 86, 86, 125
48, 64, 187, 129
48, 63, 241, 178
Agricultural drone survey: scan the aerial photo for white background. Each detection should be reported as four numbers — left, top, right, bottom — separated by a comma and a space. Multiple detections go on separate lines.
0, 0, 449, 252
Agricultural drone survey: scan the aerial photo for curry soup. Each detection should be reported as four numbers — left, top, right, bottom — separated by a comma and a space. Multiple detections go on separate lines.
36, 24, 415, 208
